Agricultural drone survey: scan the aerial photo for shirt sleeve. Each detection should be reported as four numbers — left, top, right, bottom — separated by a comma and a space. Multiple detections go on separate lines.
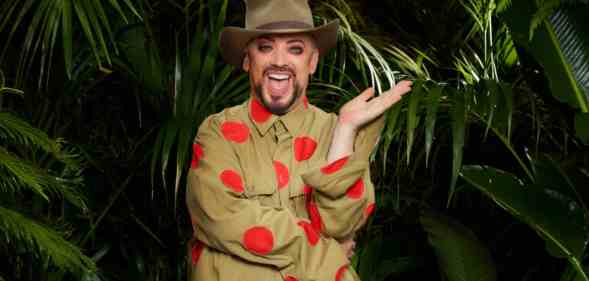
300, 115, 384, 240
186, 115, 351, 281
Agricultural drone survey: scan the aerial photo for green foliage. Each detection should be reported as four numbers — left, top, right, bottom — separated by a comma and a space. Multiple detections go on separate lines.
2, 0, 589, 280
461, 164, 589, 280
0, 206, 95, 275
0, 75, 94, 278
501, 0, 589, 112
0, 70, 23, 96
575, 113, 589, 144
134, 0, 251, 209
0, 0, 141, 84
420, 212, 497, 281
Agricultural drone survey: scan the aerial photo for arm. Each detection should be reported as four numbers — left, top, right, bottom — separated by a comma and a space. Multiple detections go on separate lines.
302, 82, 412, 240
186, 115, 349, 280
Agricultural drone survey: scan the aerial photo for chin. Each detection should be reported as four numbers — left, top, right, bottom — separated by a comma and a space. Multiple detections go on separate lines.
255, 84, 302, 115
265, 99, 293, 115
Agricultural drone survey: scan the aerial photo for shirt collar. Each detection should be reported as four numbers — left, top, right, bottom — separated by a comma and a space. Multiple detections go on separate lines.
247, 95, 310, 137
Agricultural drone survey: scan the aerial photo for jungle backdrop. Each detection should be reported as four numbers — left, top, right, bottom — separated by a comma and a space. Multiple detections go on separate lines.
1, 0, 589, 280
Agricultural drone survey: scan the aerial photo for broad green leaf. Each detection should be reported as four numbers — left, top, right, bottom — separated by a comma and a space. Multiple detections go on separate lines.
61, 0, 73, 78
501, 1, 589, 112
406, 80, 423, 164
575, 112, 589, 144
381, 97, 404, 172
425, 83, 442, 167
449, 87, 467, 205
357, 236, 384, 281
461, 165, 589, 280
117, 24, 164, 94
420, 212, 497, 281
355, 233, 425, 281
72, 0, 102, 65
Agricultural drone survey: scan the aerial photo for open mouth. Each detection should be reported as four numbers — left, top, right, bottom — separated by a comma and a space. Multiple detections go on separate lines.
265, 71, 293, 97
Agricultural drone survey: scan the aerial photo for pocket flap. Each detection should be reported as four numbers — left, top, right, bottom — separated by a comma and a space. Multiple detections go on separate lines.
246, 184, 275, 197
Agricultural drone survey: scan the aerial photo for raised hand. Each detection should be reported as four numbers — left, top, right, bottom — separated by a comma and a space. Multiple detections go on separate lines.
338, 80, 413, 132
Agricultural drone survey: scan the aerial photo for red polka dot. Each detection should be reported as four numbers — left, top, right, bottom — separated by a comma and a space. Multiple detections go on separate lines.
346, 178, 365, 199
306, 200, 323, 232
243, 226, 274, 255
191, 240, 205, 266
221, 121, 250, 143
294, 136, 317, 161
303, 185, 313, 202
191, 143, 204, 169
274, 161, 289, 189
335, 264, 349, 281
220, 170, 244, 193
320, 156, 349, 174
297, 220, 319, 246
284, 276, 299, 281
302, 95, 309, 109
251, 98, 272, 123
365, 203, 376, 218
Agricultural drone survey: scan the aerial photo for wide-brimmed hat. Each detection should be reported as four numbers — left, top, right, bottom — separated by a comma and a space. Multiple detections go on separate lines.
219, 0, 339, 67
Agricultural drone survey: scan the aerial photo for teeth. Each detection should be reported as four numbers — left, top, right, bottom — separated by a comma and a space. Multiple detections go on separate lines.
268, 74, 290, 80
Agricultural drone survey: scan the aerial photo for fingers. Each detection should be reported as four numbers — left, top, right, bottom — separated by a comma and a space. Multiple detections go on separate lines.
357, 87, 375, 101
384, 80, 412, 97
394, 80, 413, 96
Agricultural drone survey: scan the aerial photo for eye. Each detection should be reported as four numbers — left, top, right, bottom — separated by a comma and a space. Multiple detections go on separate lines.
258, 44, 272, 53
289, 46, 303, 55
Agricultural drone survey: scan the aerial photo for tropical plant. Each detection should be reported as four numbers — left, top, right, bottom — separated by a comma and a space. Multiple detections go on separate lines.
0, 0, 141, 87
0, 70, 95, 280
1, 0, 588, 281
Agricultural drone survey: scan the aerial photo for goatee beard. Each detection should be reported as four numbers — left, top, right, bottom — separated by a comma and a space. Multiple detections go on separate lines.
254, 83, 302, 115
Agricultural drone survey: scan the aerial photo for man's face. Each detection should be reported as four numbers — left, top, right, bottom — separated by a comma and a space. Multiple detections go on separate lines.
242, 33, 319, 115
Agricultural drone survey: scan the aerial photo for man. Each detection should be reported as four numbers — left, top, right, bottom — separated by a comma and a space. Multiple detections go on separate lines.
186, 0, 412, 280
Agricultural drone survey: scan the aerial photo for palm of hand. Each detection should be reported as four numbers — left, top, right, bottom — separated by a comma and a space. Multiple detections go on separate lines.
338, 80, 413, 130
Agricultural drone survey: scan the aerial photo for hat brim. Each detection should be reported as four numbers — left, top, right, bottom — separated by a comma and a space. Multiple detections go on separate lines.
219, 19, 339, 67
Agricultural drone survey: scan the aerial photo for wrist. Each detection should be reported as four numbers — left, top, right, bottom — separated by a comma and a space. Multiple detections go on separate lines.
335, 118, 358, 137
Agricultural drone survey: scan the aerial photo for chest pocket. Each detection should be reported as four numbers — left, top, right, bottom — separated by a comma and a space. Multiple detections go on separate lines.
242, 162, 279, 208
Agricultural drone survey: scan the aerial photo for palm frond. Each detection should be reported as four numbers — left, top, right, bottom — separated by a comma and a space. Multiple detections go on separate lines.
382, 46, 433, 80
0, 146, 86, 210
531, 0, 589, 38
318, 1, 398, 94
501, 0, 589, 112
0, 0, 141, 85
0, 206, 95, 275
548, 7, 589, 103
0, 70, 24, 97
0, 112, 59, 154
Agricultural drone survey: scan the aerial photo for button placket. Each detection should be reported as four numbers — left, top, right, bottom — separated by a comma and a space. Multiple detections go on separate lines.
271, 120, 293, 208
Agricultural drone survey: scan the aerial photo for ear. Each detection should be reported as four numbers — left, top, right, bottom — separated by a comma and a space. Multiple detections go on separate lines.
242, 52, 250, 72
309, 49, 319, 75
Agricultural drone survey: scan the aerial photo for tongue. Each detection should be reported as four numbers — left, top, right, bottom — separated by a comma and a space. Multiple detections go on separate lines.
268, 79, 289, 96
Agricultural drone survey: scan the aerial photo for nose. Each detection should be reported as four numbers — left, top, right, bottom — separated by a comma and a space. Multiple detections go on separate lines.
270, 48, 288, 68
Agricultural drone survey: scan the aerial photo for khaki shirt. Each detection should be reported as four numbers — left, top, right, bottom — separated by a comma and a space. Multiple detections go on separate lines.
186, 96, 383, 281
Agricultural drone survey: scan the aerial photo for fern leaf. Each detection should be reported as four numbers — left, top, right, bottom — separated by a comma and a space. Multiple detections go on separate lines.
0, 147, 86, 210
0, 112, 59, 154
0, 206, 95, 275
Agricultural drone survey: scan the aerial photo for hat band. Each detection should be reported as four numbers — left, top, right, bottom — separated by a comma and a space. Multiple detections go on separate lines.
256, 21, 313, 30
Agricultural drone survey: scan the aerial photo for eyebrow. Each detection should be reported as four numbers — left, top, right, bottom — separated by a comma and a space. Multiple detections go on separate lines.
255, 37, 305, 45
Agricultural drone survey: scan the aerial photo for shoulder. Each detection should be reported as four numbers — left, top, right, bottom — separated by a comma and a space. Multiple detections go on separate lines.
198, 102, 248, 133
308, 103, 338, 126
